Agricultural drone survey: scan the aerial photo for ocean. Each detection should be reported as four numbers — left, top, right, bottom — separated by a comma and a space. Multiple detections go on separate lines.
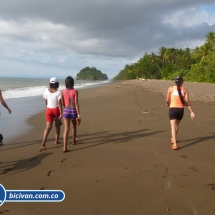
0, 77, 110, 99
0, 77, 110, 142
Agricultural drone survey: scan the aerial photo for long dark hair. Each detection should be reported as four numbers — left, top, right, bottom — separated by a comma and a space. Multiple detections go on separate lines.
175, 76, 187, 106
65, 76, 74, 89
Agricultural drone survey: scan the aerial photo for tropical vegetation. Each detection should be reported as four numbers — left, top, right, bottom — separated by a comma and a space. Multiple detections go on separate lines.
113, 32, 215, 83
76, 67, 108, 80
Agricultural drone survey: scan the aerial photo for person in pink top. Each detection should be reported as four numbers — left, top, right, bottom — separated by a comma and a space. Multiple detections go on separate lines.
62, 76, 81, 152
40, 77, 62, 151
166, 76, 195, 150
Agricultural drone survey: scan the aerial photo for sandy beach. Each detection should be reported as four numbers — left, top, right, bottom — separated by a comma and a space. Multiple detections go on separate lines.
0, 80, 215, 215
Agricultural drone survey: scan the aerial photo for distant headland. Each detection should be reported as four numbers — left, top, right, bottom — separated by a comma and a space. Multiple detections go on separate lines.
76, 67, 108, 80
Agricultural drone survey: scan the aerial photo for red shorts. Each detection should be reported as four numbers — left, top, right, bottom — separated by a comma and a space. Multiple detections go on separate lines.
45, 107, 60, 122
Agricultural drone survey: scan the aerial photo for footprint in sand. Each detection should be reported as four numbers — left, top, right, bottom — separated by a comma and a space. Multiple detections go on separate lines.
0, 210, 9, 214
181, 155, 188, 159
191, 166, 198, 172
205, 183, 215, 191
47, 170, 55, 176
61, 158, 67, 163
162, 168, 169, 178
1, 168, 13, 174
29, 156, 38, 161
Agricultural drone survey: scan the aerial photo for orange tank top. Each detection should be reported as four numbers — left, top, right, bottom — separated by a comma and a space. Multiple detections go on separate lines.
170, 86, 185, 108
62, 89, 77, 106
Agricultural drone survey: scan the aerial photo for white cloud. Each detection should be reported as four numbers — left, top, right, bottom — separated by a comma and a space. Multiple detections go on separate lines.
0, 0, 215, 78
163, 7, 215, 28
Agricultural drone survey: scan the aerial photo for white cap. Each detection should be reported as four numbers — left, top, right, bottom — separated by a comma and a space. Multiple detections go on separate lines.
50, 77, 58, 83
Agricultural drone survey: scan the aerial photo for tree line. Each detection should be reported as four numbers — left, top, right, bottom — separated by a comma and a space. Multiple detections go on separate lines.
113, 32, 215, 83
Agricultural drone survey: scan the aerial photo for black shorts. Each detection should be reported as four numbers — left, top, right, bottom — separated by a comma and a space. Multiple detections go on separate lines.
169, 108, 184, 120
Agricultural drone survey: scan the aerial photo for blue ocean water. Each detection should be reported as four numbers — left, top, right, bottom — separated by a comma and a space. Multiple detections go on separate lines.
0, 77, 110, 142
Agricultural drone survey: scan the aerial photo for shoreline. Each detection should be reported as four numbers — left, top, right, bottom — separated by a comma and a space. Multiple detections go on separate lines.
0, 96, 44, 142
4, 79, 214, 143
1, 82, 111, 142
1, 80, 215, 214
5, 79, 215, 148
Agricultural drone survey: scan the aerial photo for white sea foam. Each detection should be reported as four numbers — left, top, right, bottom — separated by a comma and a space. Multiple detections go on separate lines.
2, 80, 110, 99
0, 77, 110, 142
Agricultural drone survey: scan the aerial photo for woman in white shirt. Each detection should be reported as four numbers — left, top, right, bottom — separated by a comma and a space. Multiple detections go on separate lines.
40, 77, 62, 151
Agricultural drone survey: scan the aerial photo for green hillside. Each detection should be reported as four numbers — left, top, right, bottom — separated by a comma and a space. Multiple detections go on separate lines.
76, 67, 108, 80
113, 32, 215, 83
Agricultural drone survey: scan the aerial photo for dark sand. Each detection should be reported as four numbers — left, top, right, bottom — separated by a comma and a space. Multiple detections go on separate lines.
0, 80, 215, 215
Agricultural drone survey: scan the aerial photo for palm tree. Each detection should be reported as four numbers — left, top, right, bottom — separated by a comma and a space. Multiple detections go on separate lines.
150, 53, 162, 73
159, 46, 166, 66
184, 47, 192, 68
164, 49, 171, 65
192, 47, 201, 61
200, 43, 211, 58
169, 48, 177, 65
184, 48, 191, 60
206, 31, 215, 50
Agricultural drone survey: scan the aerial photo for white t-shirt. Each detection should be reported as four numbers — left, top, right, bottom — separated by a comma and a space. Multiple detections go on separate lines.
43, 89, 61, 108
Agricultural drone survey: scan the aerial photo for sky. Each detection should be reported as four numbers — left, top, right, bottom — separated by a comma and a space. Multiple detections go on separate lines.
0, 0, 215, 79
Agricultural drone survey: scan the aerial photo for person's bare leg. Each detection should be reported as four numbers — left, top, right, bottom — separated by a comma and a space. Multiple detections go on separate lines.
63, 118, 70, 151
41, 122, 53, 150
71, 119, 77, 145
170, 120, 177, 148
55, 124, 60, 144
175, 120, 180, 136
171, 119, 181, 143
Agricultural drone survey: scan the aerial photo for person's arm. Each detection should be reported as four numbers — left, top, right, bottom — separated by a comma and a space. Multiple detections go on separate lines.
58, 98, 62, 119
61, 90, 65, 108
75, 90, 80, 119
44, 99, 47, 106
184, 89, 195, 119
43, 90, 48, 107
166, 87, 171, 107
56, 91, 62, 119
0, 90, 11, 114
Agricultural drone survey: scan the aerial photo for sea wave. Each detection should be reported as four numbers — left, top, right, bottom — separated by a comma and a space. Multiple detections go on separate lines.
2, 81, 110, 99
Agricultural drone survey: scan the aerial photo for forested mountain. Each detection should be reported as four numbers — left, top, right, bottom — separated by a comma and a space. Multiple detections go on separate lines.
76, 67, 108, 80
113, 32, 215, 83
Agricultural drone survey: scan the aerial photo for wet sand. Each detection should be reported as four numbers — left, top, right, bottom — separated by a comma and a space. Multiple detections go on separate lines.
0, 80, 215, 215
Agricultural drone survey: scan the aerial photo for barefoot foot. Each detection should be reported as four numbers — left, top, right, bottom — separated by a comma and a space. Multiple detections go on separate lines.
73, 138, 78, 145
63, 148, 70, 153
40, 146, 46, 152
